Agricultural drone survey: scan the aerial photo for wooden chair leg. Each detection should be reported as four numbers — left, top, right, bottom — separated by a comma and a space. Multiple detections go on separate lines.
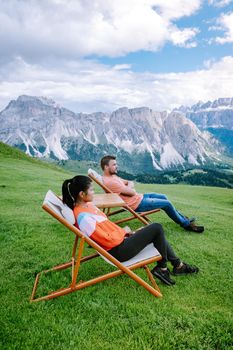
70, 237, 85, 288
143, 265, 161, 294
72, 236, 79, 259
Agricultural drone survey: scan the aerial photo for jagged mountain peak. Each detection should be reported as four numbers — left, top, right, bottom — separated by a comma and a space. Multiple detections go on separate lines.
174, 97, 233, 131
173, 98, 233, 156
16, 95, 58, 107
2, 95, 59, 116
129, 107, 152, 114
175, 97, 233, 113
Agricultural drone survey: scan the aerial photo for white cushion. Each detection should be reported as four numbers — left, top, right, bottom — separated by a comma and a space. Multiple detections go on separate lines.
43, 190, 75, 225
88, 168, 103, 184
100, 243, 160, 267
61, 206, 75, 225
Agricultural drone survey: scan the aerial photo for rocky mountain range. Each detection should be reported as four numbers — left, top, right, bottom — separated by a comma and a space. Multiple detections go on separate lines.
174, 98, 233, 156
174, 98, 233, 130
0, 95, 230, 173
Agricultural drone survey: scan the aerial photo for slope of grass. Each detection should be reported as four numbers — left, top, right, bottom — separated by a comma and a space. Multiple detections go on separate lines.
0, 149, 233, 349
0, 141, 66, 172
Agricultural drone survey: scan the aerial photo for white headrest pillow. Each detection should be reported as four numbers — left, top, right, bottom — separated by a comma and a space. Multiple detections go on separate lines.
88, 168, 103, 184
61, 206, 75, 225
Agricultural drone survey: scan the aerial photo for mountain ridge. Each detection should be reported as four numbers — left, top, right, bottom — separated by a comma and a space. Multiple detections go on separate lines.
174, 98, 233, 156
0, 95, 228, 172
174, 97, 233, 130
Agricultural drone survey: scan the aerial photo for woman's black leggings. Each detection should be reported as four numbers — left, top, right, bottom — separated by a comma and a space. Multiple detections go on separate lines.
108, 223, 181, 268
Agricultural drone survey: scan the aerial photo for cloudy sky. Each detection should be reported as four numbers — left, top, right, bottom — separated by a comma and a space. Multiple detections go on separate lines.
0, 0, 233, 112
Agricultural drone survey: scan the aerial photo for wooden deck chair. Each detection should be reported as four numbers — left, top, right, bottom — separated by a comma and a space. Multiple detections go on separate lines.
88, 168, 160, 225
30, 190, 162, 302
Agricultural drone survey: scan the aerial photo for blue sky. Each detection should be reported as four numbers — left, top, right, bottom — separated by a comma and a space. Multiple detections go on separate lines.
0, 0, 232, 112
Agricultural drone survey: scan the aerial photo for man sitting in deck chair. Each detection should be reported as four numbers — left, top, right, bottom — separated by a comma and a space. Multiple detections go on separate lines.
62, 175, 199, 286
100, 155, 204, 233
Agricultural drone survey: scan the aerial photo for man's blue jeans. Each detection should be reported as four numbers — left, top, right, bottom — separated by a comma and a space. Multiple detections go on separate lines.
135, 193, 190, 227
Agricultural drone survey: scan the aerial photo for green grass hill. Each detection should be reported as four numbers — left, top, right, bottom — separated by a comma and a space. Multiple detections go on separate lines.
0, 143, 232, 349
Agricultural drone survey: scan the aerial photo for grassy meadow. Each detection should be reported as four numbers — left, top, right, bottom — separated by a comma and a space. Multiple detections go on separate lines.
0, 145, 232, 349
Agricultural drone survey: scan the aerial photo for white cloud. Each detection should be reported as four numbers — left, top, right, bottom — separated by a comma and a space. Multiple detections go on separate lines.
170, 27, 199, 47
214, 12, 233, 43
0, 55, 232, 113
113, 64, 132, 71
152, 0, 201, 20
208, 0, 233, 7
0, 0, 201, 60
203, 58, 216, 68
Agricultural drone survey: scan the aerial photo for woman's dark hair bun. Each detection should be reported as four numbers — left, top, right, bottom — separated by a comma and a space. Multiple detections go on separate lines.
62, 175, 92, 209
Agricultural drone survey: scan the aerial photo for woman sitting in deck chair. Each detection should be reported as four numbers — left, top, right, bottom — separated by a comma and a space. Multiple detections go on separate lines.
62, 175, 199, 286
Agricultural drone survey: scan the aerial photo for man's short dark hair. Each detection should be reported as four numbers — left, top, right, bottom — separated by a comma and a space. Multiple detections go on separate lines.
100, 155, 116, 170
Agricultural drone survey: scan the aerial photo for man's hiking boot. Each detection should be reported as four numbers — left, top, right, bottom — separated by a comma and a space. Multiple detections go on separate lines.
185, 216, 196, 223
185, 222, 204, 233
151, 266, 176, 286
173, 262, 199, 276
